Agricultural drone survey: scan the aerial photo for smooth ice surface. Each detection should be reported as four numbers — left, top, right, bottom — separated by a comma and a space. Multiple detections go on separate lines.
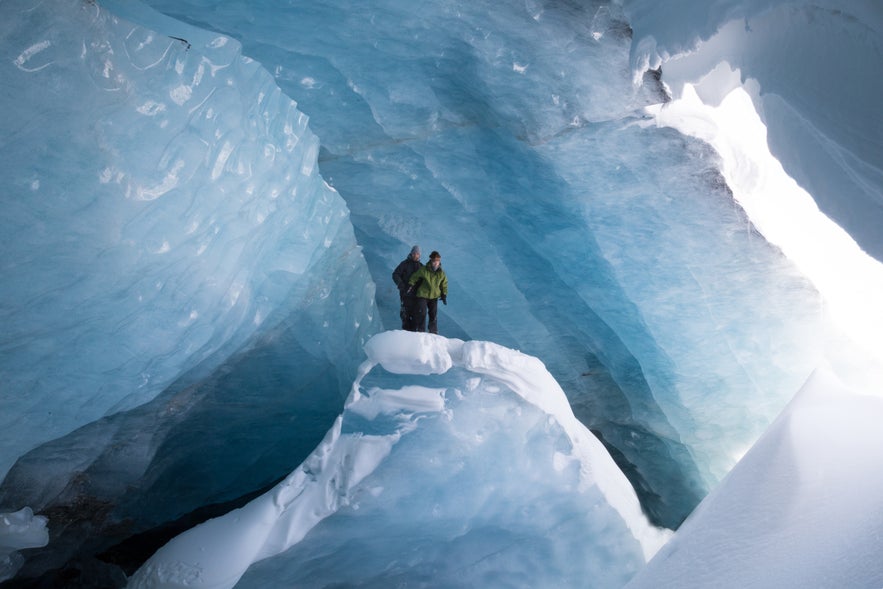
627, 365, 883, 588
0, 0, 377, 481
130, 332, 670, 588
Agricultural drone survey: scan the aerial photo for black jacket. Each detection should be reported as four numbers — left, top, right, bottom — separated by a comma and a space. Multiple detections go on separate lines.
392, 258, 422, 295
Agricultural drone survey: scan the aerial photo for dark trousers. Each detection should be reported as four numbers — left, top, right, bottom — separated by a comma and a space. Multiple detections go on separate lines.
415, 298, 439, 334
401, 295, 421, 331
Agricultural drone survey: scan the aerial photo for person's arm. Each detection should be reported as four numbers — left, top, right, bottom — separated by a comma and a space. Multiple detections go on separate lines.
440, 272, 448, 304
408, 267, 423, 286
407, 267, 425, 294
392, 261, 406, 290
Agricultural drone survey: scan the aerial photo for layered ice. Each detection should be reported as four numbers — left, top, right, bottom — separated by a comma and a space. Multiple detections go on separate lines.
0, 0, 881, 586
129, 332, 670, 588
132, 0, 829, 527
1, 1, 377, 577
0, 0, 377, 482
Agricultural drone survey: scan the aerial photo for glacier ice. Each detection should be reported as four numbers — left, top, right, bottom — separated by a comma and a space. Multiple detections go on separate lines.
622, 0, 883, 261
0, 508, 48, 582
0, 0, 377, 480
0, 0, 881, 586
129, 332, 670, 589
1, 0, 377, 579
627, 365, 883, 588
129, 0, 829, 526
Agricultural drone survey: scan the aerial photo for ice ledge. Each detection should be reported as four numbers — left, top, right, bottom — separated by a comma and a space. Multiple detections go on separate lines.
129, 331, 670, 588
0, 508, 49, 583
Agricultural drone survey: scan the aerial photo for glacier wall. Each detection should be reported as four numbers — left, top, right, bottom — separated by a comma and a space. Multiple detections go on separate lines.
133, 0, 826, 522
0, 0, 377, 478
0, 0, 378, 580
622, 0, 883, 262
3, 0, 876, 585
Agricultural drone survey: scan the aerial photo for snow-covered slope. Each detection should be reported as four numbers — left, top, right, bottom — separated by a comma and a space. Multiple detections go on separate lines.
130, 332, 670, 589
627, 366, 883, 588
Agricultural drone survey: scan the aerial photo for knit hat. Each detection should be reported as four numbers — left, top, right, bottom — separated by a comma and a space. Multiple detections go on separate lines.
410, 245, 421, 256
429, 251, 440, 260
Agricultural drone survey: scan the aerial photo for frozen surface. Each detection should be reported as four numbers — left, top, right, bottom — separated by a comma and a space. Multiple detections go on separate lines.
0, 0, 880, 586
622, 0, 883, 261
130, 332, 670, 589
132, 0, 829, 526
0, 0, 377, 480
0, 508, 48, 582
627, 365, 883, 588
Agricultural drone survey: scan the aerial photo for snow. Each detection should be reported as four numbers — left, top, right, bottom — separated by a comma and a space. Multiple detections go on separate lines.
129, 332, 670, 588
627, 365, 883, 587
0, 508, 48, 582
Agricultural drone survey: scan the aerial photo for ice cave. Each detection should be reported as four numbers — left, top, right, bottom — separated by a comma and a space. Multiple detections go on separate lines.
1, 0, 881, 587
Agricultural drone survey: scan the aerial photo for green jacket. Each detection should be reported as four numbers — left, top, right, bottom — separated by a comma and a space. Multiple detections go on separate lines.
409, 264, 448, 299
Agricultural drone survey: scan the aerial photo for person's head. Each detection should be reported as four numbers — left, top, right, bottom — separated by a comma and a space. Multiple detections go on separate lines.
429, 251, 441, 269
409, 245, 421, 261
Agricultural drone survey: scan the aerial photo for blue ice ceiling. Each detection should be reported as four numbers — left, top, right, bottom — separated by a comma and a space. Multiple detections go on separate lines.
1, 0, 879, 586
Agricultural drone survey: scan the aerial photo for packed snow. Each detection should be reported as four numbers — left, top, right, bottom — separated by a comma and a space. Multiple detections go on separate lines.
129, 332, 670, 588
0, 508, 48, 582
627, 365, 883, 587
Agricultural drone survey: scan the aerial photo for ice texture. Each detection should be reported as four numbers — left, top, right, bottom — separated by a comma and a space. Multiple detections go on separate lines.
0, 508, 48, 582
0, 0, 377, 482
129, 332, 670, 589
622, 0, 883, 262
130, 0, 828, 527
0, 0, 880, 586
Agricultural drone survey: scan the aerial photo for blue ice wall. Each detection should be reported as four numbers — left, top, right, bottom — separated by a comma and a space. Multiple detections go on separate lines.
0, 0, 833, 584
0, 0, 377, 541
136, 0, 823, 522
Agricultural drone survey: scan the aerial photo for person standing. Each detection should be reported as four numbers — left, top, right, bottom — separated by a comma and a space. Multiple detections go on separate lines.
392, 245, 423, 331
407, 250, 448, 334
